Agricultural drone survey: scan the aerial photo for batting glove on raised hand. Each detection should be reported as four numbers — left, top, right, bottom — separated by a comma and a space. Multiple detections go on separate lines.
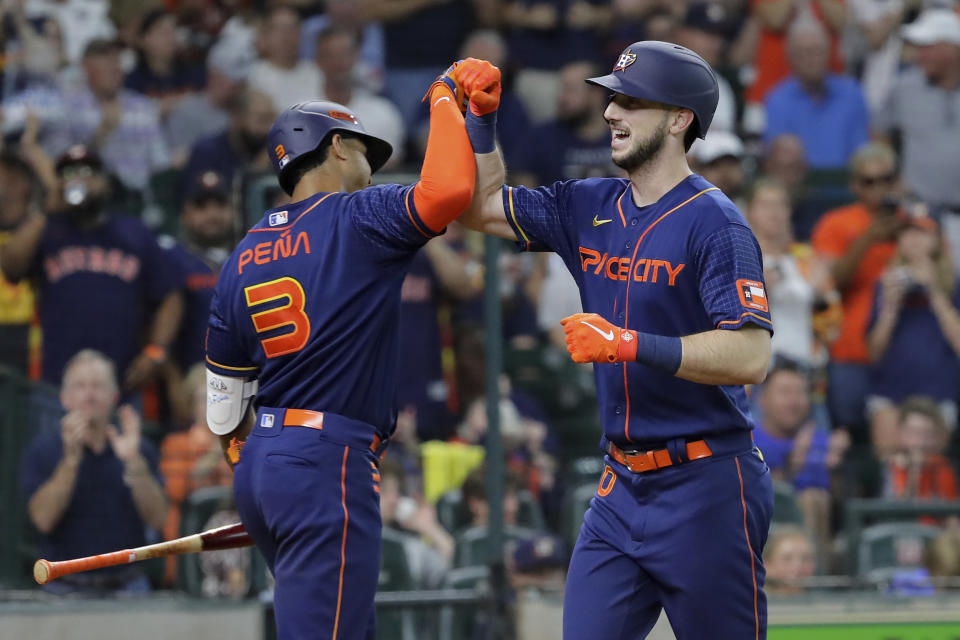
561, 313, 638, 364
423, 60, 469, 113
456, 58, 502, 116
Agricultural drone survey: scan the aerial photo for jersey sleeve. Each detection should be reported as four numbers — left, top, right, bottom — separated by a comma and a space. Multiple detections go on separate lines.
695, 223, 774, 332
205, 283, 259, 378
502, 182, 577, 257
348, 183, 440, 257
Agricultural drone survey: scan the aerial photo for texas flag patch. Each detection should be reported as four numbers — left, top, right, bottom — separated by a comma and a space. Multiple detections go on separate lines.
737, 279, 768, 312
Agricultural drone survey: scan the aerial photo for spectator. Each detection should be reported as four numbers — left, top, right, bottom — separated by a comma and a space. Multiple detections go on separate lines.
506, 533, 567, 592
300, 0, 385, 92
2, 38, 170, 192
0, 145, 183, 389
867, 213, 960, 455
753, 362, 848, 562
512, 60, 615, 185
811, 143, 903, 433
124, 9, 206, 117
248, 6, 323, 113
158, 363, 232, 584
764, 20, 869, 170
883, 397, 959, 501
689, 130, 747, 205
0, 151, 40, 374
461, 465, 522, 531
364, 0, 497, 130
5, 5, 68, 91
162, 171, 236, 375
746, 178, 840, 367
537, 252, 582, 349
504, 0, 610, 123
19, 349, 166, 595
674, 2, 741, 134
314, 26, 405, 167
746, 0, 846, 112
379, 458, 454, 588
459, 29, 531, 172
164, 41, 250, 167
874, 9, 960, 262
847, 0, 910, 114
763, 134, 808, 204
181, 88, 277, 200
24, 0, 115, 66
397, 236, 480, 441
763, 525, 816, 595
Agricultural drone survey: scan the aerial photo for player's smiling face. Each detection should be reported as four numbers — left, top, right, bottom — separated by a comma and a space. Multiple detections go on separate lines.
604, 94, 673, 172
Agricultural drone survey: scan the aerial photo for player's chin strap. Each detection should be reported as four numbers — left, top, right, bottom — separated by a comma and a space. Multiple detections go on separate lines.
206, 370, 259, 436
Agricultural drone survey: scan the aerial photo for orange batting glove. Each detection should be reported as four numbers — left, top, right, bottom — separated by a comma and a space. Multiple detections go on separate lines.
423, 60, 469, 113
561, 313, 638, 364
456, 58, 502, 116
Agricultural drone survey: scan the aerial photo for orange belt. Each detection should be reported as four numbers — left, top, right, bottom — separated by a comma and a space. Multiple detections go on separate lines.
284, 409, 385, 455
607, 439, 712, 473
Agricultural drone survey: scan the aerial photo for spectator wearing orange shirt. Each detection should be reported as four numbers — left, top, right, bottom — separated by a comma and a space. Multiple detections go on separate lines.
884, 397, 958, 501
746, 0, 847, 130
811, 143, 905, 434
158, 363, 232, 584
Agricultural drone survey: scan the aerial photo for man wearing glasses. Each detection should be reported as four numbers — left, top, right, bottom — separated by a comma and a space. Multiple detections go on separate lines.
811, 143, 905, 441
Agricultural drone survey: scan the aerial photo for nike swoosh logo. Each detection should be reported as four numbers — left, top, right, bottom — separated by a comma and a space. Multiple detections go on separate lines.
593, 215, 612, 227
433, 96, 450, 106
581, 321, 614, 341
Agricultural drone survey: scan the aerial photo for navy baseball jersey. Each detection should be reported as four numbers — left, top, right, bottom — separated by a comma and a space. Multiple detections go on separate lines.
32, 215, 178, 384
206, 185, 436, 436
504, 174, 773, 444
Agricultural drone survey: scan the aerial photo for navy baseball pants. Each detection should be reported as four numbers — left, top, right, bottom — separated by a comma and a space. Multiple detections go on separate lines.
234, 407, 384, 640
563, 432, 774, 640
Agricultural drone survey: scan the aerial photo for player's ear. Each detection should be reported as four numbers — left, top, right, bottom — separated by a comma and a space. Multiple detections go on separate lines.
670, 108, 694, 137
329, 134, 350, 162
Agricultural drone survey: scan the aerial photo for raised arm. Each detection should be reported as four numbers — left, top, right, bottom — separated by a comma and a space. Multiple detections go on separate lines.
455, 61, 516, 240
408, 65, 478, 234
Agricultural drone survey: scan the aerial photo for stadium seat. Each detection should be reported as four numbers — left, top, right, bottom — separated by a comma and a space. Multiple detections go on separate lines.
436, 488, 546, 535
568, 456, 605, 487
436, 489, 469, 534
377, 527, 417, 640
771, 480, 805, 525
439, 566, 491, 640
453, 526, 539, 568
858, 521, 942, 584
561, 482, 597, 550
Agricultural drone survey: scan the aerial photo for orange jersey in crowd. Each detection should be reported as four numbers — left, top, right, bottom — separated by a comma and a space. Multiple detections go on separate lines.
887, 455, 959, 500
811, 203, 896, 363
159, 424, 232, 584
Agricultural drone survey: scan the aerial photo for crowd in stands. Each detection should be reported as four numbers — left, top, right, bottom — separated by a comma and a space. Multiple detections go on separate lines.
2, 0, 960, 611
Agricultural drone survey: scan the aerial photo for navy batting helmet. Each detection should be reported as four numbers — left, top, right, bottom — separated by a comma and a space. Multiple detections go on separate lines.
586, 41, 719, 139
267, 101, 393, 195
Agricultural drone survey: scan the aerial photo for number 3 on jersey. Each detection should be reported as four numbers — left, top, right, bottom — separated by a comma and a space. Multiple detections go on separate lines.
244, 277, 311, 358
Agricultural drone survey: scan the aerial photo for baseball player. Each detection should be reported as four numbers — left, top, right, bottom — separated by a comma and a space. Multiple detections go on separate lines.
457, 42, 775, 638
203, 60, 499, 640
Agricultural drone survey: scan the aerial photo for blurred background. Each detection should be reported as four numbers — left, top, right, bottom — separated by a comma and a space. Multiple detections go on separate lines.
2, 0, 960, 638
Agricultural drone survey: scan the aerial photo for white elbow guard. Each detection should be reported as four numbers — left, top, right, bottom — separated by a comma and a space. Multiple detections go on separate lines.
206, 370, 259, 435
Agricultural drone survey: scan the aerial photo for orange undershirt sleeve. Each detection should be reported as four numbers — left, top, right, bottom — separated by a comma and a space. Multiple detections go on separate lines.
411, 86, 476, 235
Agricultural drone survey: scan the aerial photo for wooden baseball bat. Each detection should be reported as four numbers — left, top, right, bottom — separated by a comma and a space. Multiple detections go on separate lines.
33, 522, 253, 585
